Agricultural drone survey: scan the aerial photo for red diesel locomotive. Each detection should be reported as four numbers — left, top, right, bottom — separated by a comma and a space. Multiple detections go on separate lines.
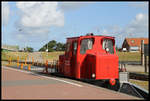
59, 33, 119, 87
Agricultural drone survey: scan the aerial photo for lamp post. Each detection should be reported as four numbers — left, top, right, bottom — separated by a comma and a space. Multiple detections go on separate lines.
46, 43, 48, 58
46, 33, 49, 61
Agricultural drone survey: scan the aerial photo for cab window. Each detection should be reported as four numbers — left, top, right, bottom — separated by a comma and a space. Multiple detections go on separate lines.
66, 43, 70, 52
73, 42, 77, 55
80, 38, 94, 54
102, 39, 114, 54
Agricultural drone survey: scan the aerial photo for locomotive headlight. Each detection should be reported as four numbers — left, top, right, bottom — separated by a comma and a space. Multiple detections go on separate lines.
92, 73, 95, 78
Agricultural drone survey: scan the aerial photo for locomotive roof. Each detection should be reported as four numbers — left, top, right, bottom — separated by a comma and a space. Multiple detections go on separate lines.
67, 35, 115, 39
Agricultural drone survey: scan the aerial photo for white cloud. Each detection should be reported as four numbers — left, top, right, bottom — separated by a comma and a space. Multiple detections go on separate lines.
98, 13, 148, 47
16, 2, 64, 27
14, 2, 64, 43
2, 2, 10, 26
14, 2, 88, 41
123, 13, 148, 37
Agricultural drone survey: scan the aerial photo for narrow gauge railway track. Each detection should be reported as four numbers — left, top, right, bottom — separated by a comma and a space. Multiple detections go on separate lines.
3, 60, 149, 81
129, 72, 149, 81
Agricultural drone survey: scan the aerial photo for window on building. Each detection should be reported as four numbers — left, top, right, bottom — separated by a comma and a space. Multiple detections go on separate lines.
130, 46, 139, 51
131, 40, 135, 43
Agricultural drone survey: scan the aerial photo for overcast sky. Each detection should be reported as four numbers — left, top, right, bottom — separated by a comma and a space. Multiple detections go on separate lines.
2, 1, 149, 50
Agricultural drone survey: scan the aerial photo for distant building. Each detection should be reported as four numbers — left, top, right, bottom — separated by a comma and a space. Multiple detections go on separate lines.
18, 47, 25, 52
2, 44, 19, 52
122, 38, 149, 52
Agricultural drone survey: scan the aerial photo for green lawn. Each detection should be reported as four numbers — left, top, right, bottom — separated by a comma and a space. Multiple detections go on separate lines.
41, 51, 64, 61
41, 51, 143, 62
129, 79, 149, 91
2, 51, 148, 62
1, 51, 29, 61
116, 51, 141, 61
1, 51, 64, 62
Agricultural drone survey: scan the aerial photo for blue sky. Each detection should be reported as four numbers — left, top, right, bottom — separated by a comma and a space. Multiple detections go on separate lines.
2, 2, 148, 51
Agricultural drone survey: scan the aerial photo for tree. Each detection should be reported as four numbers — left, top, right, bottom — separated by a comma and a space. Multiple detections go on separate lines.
48, 40, 57, 52
39, 40, 66, 52
26, 47, 34, 52
39, 46, 46, 51
56, 42, 63, 51
39, 40, 56, 52
61, 43, 66, 51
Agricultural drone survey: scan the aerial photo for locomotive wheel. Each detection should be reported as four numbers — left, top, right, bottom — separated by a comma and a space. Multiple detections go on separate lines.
105, 79, 120, 91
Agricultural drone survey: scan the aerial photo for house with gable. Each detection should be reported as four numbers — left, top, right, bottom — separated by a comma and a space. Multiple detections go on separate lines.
122, 38, 149, 52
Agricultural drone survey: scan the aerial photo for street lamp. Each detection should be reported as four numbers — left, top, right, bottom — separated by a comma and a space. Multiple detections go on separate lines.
46, 43, 48, 52
46, 46, 48, 52
46, 33, 49, 60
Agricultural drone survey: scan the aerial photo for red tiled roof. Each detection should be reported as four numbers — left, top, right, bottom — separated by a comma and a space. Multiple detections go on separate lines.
125, 38, 149, 47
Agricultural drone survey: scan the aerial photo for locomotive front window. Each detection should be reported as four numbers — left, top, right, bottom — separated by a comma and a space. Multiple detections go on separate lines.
102, 39, 114, 54
80, 38, 93, 54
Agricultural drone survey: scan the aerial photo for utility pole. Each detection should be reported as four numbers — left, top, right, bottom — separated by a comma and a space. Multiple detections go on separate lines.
141, 40, 144, 66
144, 55, 147, 73
144, 44, 148, 73
46, 33, 49, 61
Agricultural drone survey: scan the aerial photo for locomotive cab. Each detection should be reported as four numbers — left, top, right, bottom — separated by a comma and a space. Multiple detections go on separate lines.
59, 33, 119, 87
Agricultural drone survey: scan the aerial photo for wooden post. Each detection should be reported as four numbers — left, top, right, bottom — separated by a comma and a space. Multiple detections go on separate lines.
144, 56, 147, 73
141, 40, 144, 66
17, 56, 19, 62
28, 64, 31, 71
9, 56, 11, 65
45, 60, 48, 73
17, 56, 20, 67
56, 60, 59, 72
21, 63, 23, 69
25, 56, 27, 66
17, 62, 20, 67
7, 56, 11, 66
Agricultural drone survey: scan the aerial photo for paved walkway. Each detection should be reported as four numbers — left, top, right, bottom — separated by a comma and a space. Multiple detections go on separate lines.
2, 66, 140, 99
